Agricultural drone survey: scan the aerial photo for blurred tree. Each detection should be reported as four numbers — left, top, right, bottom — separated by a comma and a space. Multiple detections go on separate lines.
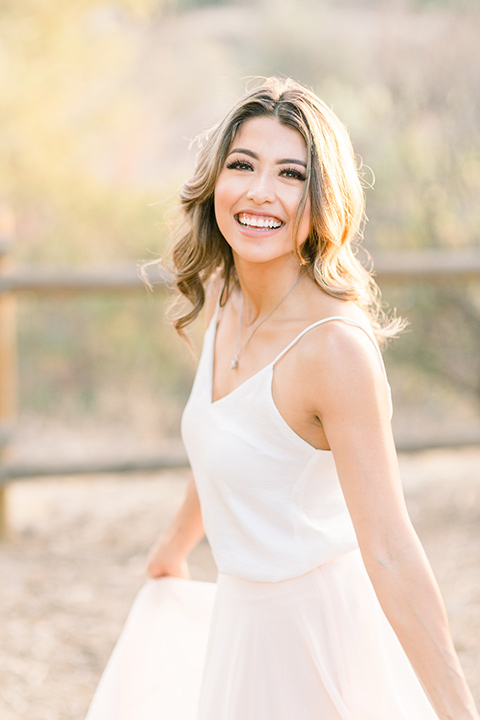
2, 0, 479, 439
0, 0, 173, 264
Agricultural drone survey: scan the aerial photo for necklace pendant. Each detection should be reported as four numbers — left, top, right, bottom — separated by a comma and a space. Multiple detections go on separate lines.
231, 356, 239, 370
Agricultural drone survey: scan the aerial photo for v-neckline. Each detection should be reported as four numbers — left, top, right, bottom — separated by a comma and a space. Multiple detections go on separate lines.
208, 310, 377, 406
208, 315, 328, 454
210, 316, 275, 406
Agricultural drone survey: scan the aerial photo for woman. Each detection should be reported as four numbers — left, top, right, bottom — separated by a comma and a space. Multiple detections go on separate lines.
86, 78, 479, 720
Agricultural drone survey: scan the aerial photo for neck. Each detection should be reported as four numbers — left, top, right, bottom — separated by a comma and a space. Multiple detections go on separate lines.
234, 255, 305, 325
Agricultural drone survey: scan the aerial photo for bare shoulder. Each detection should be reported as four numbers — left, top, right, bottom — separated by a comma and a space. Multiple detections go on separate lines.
290, 317, 390, 426
296, 310, 386, 397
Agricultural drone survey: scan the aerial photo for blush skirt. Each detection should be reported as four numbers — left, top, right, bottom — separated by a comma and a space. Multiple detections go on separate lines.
85, 550, 437, 719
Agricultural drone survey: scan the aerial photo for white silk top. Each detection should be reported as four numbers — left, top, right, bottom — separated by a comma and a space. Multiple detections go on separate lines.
181, 312, 392, 582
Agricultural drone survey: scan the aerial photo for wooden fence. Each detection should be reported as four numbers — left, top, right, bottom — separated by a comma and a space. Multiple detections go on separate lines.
1, 240, 480, 538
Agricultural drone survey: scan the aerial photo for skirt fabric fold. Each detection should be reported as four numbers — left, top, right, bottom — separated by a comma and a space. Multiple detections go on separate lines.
85, 578, 215, 720
85, 550, 437, 720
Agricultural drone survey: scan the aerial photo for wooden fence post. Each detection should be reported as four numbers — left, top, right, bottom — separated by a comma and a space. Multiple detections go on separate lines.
0, 204, 17, 540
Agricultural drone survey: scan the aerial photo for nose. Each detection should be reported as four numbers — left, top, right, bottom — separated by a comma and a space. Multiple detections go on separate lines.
245, 171, 275, 204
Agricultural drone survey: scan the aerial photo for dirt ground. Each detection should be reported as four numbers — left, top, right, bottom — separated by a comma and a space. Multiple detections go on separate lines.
0, 447, 479, 720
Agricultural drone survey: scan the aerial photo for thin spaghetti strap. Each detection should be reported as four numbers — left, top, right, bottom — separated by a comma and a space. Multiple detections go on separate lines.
272, 316, 388, 382
206, 288, 223, 330
272, 316, 393, 417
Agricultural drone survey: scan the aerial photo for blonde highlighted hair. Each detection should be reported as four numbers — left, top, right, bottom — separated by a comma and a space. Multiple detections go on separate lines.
165, 77, 403, 346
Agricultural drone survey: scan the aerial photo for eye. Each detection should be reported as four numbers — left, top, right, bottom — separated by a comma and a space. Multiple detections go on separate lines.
226, 159, 254, 172
280, 167, 306, 181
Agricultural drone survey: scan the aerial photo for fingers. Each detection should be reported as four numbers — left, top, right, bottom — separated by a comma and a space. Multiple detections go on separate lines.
146, 557, 191, 580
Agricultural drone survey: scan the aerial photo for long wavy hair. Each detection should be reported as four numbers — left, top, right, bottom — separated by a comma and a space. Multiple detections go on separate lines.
165, 77, 403, 346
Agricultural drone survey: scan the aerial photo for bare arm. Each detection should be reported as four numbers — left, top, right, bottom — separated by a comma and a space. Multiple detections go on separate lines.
147, 276, 222, 578
308, 323, 479, 720
147, 474, 205, 579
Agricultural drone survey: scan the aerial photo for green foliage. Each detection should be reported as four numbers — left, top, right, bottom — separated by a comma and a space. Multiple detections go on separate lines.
17, 292, 196, 434
2, 0, 479, 437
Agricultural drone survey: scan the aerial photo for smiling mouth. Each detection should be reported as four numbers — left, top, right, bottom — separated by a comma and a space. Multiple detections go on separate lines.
236, 213, 283, 230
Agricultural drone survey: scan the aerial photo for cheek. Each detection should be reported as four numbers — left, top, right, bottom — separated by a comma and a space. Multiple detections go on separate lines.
214, 177, 233, 224
214, 182, 239, 245
296, 199, 311, 246
282, 185, 308, 220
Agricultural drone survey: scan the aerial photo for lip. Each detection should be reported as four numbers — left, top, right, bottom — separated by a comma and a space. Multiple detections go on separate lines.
236, 209, 284, 220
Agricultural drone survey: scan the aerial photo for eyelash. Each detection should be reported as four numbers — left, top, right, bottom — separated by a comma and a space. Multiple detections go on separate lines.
226, 160, 253, 172
282, 167, 306, 181
225, 160, 306, 182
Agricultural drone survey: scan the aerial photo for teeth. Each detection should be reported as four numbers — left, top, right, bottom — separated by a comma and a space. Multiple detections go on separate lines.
238, 213, 282, 229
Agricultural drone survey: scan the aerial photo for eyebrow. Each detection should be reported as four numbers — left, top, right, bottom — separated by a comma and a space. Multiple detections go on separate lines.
227, 147, 307, 168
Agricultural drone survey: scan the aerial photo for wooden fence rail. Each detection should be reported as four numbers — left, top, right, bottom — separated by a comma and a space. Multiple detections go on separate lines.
1, 249, 480, 295
0, 451, 190, 487
1, 247, 480, 537
0, 265, 167, 294
2, 429, 480, 488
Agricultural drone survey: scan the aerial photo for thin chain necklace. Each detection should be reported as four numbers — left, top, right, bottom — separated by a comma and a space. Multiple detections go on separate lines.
231, 271, 306, 370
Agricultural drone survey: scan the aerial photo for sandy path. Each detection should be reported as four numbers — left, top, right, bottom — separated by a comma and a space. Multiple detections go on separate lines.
0, 447, 479, 719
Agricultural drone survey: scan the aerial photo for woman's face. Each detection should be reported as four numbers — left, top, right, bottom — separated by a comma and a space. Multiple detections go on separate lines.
214, 116, 310, 266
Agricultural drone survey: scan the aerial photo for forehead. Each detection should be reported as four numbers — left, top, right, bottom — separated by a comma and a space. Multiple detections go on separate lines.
230, 116, 307, 160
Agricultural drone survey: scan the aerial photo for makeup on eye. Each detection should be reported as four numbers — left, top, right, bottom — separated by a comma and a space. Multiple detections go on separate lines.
225, 155, 306, 181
